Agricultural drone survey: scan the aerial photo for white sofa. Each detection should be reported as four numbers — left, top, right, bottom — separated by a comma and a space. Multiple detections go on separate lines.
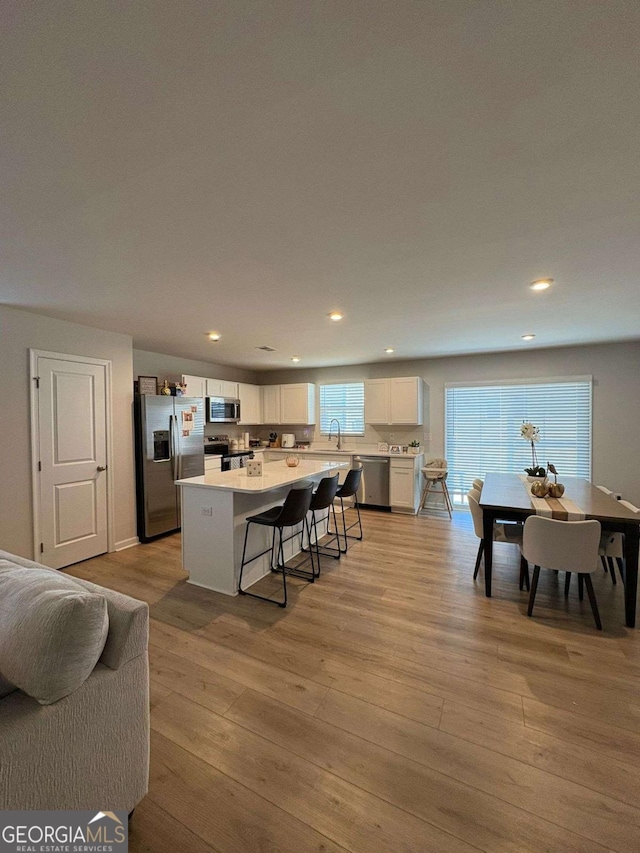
0, 550, 149, 812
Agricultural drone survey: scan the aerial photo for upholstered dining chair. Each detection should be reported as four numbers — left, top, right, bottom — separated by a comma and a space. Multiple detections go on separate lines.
472, 478, 484, 491
467, 491, 528, 590
418, 458, 452, 519
599, 500, 640, 587
521, 516, 602, 629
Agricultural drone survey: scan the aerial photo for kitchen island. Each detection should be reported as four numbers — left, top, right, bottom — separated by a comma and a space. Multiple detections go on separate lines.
176, 458, 348, 596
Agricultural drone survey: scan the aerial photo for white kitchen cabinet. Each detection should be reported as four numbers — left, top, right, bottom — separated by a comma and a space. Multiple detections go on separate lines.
280, 383, 316, 425
262, 385, 281, 424
238, 383, 262, 424
390, 455, 423, 513
204, 456, 222, 472
206, 378, 238, 398
364, 379, 390, 424
181, 374, 207, 397
390, 377, 423, 424
261, 383, 316, 425
364, 376, 423, 425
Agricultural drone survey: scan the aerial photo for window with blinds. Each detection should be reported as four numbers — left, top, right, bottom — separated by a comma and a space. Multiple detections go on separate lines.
319, 382, 365, 435
445, 378, 592, 495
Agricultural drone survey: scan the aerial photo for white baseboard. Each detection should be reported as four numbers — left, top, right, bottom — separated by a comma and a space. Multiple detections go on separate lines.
114, 536, 140, 552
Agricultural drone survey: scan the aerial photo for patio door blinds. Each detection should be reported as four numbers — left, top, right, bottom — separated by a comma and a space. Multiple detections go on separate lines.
445, 378, 592, 493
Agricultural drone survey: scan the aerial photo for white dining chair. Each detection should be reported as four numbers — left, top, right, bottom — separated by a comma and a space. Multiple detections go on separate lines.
521, 516, 602, 629
596, 490, 631, 586
467, 491, 528, 589
417, 458, 452, 519
600, 501, 640, 587
596, 485, 613, 495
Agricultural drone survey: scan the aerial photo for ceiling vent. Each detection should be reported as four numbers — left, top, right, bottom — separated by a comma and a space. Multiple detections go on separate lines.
256, 345, 277, 352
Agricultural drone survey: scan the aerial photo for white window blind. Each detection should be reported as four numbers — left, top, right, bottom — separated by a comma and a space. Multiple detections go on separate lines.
445, 378, 592, 494
320, 382, 365, 435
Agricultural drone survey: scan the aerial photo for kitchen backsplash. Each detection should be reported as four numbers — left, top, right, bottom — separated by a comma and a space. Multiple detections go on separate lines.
205, 422, 430, 451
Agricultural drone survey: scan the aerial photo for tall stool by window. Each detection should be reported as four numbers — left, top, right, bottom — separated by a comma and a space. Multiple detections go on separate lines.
303, 473, 341, 575
417, 458, 452, 519
238, 483, 314, 608
329, 468, 364, 553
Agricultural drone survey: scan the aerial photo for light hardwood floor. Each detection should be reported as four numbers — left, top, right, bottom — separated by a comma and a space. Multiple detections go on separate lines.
67, 508, 640, 853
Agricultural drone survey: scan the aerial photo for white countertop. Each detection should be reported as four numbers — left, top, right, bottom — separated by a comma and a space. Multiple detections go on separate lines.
177, 458, 348, 494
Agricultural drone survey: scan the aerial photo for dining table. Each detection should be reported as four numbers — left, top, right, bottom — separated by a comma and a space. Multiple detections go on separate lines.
479, 473, 640, 627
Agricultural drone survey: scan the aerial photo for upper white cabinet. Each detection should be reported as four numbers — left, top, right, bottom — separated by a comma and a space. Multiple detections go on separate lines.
181, 374, 207, 397
262, 385, 281, 424
238, 383, 262, 424
364, 376, 423, 425
363, 379, 390, 424
261, 383, 316, 425
206, 378, 238, 398
182, 375, 239, 399
280, 383, 316, 425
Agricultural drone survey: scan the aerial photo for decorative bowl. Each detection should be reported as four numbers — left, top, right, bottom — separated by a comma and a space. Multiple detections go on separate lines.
526, 475, 546, 482
285, 454, 300, 467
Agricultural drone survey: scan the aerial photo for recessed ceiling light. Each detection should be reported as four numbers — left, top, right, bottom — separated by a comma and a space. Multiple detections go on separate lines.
530, 278, 553, 291
385, 347, 394, 354
291, 356, 300, 362
329, 312, 343, 321
208, 332, 221, 341
521, 334, 536, 340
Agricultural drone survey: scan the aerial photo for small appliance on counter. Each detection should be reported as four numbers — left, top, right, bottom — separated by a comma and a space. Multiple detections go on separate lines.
281, 433, 296, 448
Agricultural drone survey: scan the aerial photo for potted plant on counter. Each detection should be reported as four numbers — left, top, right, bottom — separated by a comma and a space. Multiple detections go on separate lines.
408, 440, 421, 455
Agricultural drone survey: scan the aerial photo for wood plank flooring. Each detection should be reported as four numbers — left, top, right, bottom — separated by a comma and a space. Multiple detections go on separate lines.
66, 509, 640, 853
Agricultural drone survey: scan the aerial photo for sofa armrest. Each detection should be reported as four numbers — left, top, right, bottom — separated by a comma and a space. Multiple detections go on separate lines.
0, 549, 148, 671
67, 577, 148, 670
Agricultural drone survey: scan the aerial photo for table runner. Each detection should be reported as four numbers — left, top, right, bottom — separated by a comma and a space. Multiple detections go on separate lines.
518, 475, 586, 520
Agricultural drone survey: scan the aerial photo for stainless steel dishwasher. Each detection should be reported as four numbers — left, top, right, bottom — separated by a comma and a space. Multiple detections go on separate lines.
354, 455, 390, 509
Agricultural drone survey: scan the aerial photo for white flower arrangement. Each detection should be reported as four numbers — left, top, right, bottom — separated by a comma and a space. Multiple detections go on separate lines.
521, 421, 544, 475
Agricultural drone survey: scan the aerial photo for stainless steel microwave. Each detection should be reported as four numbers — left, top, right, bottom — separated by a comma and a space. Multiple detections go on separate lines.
206, 396, 241, 423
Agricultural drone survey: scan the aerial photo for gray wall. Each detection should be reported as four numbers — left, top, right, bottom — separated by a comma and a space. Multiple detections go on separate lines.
133, 350, 259, 386
0, 305, 137, 558
260, 341, 640, 506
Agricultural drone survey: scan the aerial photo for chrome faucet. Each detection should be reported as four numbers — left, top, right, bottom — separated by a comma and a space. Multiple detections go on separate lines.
328, 418, 342, 450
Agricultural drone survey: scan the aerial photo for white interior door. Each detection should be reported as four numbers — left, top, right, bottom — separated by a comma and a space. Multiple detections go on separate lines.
34, 354, 109, 568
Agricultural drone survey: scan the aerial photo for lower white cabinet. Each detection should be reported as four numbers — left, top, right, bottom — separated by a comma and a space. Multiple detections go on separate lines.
390, 455, 423, 513
204, 456, 222, 473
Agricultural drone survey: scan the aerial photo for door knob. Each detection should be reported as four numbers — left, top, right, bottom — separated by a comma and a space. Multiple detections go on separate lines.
96, 465, 107, 472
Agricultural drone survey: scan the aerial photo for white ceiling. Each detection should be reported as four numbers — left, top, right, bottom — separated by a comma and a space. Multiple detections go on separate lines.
2, 1, 639, 370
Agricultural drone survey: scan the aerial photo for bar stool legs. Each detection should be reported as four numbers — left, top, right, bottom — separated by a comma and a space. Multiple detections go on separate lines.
238, 522, 288, 608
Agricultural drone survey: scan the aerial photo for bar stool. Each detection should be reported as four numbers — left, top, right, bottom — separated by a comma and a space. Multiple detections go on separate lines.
417, 458, 453, 519
238, 483, 314, 608
304, 473, 341, 574
329, 468, 363, 553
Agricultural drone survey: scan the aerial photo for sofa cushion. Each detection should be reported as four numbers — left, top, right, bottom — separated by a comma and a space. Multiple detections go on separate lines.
0, 562, 109, 705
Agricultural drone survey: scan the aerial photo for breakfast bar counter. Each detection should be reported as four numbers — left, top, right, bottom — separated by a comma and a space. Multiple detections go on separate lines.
176, 458, 348, 596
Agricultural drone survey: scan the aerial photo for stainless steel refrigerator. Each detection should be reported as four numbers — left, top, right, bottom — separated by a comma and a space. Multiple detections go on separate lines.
135, 395, 205, 541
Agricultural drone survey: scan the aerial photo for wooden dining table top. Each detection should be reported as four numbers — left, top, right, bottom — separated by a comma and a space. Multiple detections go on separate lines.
479, 473, 639, 525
